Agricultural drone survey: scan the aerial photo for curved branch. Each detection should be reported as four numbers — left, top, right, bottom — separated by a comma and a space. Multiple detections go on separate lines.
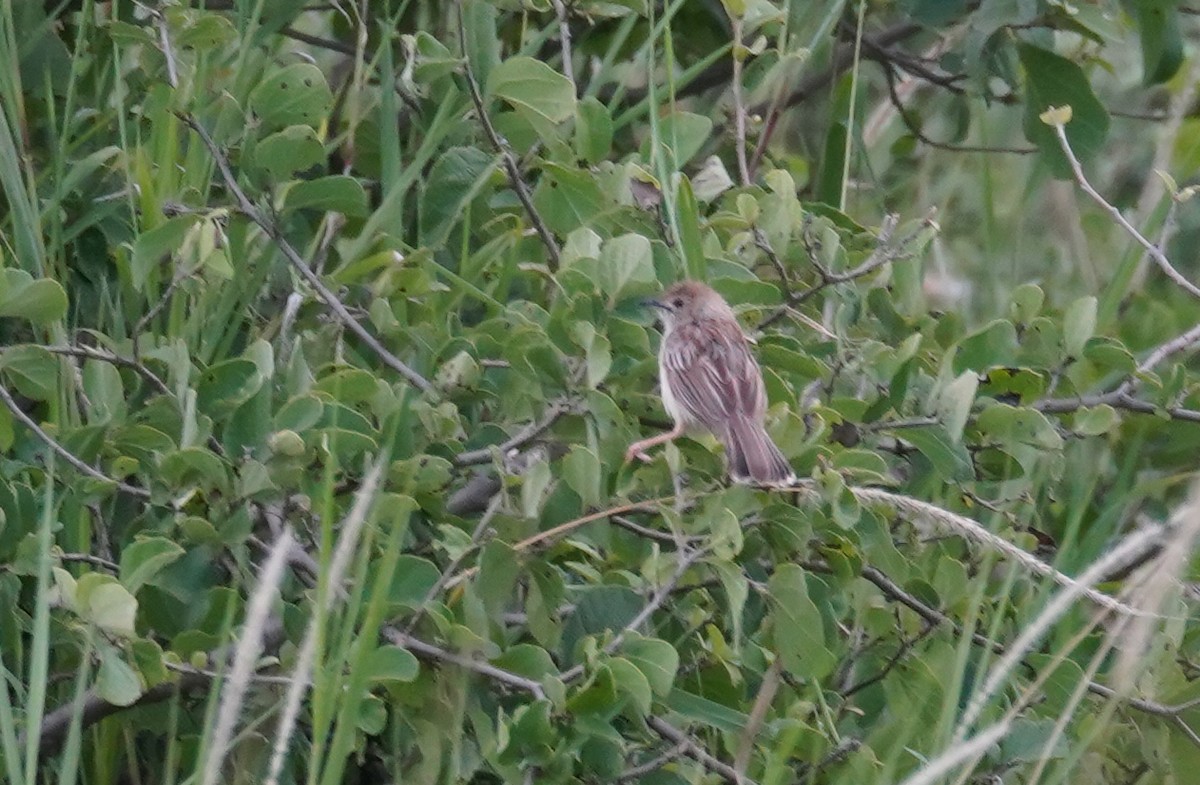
455, 2, 561, 271
0, 382, 150, 499
176, 113, 435, 396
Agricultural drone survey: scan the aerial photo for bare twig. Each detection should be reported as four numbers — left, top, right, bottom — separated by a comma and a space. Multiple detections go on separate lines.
455, 2, 562, 271
42, 344, 170, 396
880, 64, 1034, 154
1035, 319, 1200, 420
443, 497, 670, 589
23, 617, 287, 758
618, 741, 689, 781
551, 0, 575, 91
385, 630, 546, 699
177, 113, 435, 395
730, 17, 750, 187
0, 382, 150, 499
280, 26, 355, 55
57, 552, 119, 572
757, 211, 934, 330
560, 544, 706, 683
647, 715, 753, 785
402, 492, 505, 634
1052, 122, 1200, 300
454, 400, 569, 466
750, 22, 924, 174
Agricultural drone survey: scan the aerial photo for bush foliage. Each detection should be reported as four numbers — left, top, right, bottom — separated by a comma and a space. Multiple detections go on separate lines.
4, 1, 1200, 783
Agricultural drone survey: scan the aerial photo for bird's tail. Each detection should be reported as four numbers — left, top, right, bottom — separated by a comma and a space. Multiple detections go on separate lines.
723, 418, 795, 487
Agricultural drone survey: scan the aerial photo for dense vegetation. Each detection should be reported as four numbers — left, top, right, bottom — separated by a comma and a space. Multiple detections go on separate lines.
4, 0, 1200, 783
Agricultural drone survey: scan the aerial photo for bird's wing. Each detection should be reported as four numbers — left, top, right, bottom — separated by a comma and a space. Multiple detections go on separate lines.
661, 320, 767, 432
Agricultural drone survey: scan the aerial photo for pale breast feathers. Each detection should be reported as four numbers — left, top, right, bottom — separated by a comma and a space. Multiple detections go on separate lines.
660, 320, 766, 430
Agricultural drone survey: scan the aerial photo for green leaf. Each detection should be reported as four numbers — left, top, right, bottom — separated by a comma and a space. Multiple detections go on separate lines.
420, 146, 496, 246
1126, 0, 1184, 84
283, 175, 369, 217
0, 345, 58, 401
387, 555, 440, 607
0, 274, 67, 325
487, 56, 576, 124
1062, 295, 1097, 359
253, 125, 325, 179
606, 657, 652, 714
362, 644, 420, 684
1009, 283, 1045, 323
533, 163, 607, 236
562, 446, 602, 507
976, 404, 1064, 450
768, 564, 834, 679
902, 427, 974, 482
667, 688, 748, 732
954, 319, 1018, 373
569, 321, 611, 388
119, 537, 186, 595
196, 358, 262, 417
575, 96, 613, 164
249, 63, 334, 130
97, 645, 143, 706
1018, 43, 1110, 178
676, 176, 707, 280
937, 371, 979, 443
639, 111, 713, 168
82, 359, 126, 424
521, 456, 552, 519
86, 582, 138, 636
131, 215, 199, 291
477, 540, 520, 620
623, 634, 679, 696
598, 234, 656, 307
1073, 404, 1118, 436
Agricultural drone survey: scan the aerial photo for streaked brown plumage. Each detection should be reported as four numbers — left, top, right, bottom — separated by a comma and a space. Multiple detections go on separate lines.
625, 281, 795, 486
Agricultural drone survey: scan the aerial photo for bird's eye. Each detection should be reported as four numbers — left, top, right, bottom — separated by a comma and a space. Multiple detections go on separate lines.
672, 298, 684, 308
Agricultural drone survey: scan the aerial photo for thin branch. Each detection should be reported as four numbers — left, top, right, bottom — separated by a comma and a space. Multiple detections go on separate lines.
611, 514, 699, 545
280, 26, 355, 56
443, 496, 670, 589
560, 544, 707, 683
647, 715, 753, 785
551, 0, 576, 91
402, 492, 504, 634
385, 630, 546, 700
455, 2, 562, 271
177, 113, 435, 395
25, 617, 286, 757
618, 741, 689, 781
57, 552, 119, 572
750, 22, 924, 174
880, 63, 1034, 154
454, 400, 569, 466
1052, 121, 1200, 300
0, 382, 150, 499
757, 211, 935, 331
730, 17, 750, 187
41, 344, 170, 396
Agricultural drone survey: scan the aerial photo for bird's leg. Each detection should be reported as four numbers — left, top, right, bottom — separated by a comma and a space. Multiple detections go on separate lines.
624, 423, 685, 464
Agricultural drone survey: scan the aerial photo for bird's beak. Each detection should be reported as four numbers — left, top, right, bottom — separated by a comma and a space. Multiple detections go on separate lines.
642, 298, 670, 312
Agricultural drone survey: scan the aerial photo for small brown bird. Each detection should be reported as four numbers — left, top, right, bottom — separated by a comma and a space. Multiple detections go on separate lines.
625, 281, 796, 487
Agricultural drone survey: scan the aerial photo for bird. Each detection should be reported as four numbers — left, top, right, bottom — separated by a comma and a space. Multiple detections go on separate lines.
625, 280, 796, 487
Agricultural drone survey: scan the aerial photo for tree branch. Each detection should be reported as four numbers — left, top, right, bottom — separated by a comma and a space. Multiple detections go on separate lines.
176, 113, 435, 395
455, 2, 562, 271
